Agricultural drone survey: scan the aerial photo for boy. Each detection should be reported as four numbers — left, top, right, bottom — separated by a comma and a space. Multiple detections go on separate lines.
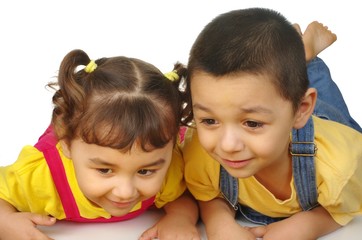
181, 8, 362, 240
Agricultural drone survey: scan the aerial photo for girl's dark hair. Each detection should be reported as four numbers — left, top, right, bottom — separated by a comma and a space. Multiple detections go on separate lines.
182, 8, 309, 125
48, 49, 182, 152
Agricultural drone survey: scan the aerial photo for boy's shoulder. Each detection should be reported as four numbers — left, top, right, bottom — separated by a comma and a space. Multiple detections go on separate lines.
313, 116, 362, 168
313, 116, 362, 142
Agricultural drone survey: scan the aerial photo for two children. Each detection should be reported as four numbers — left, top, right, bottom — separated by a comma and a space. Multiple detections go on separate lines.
1, 7, 361, 240
181, 8, 362, 240
0, 49, 200, 240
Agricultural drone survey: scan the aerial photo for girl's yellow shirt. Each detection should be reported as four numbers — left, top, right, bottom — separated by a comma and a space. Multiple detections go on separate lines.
0, 143, 185, 220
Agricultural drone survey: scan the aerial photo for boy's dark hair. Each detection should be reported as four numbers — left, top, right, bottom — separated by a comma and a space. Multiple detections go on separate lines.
182, 8, 309, 124
48, 49, 182, 152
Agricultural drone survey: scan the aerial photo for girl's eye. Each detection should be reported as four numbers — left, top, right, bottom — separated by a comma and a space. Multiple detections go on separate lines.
138, 169, 156, 176
245, 120, 263, 129
97, 168, 112, 174
200, 118, 217, 125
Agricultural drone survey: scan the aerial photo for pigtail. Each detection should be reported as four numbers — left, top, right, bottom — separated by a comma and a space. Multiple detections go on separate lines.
58, 49, 89, 109
49, 49, 91, 140
170, 63, 193, 127
164, 62, 192, 127
171, 62, 187, 92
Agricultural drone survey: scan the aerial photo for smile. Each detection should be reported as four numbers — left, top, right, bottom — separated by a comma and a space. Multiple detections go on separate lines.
109, 199, 136, 209
222, 158, 251, 169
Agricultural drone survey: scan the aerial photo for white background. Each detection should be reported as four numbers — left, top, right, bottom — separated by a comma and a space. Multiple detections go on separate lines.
1, 0, 360, 165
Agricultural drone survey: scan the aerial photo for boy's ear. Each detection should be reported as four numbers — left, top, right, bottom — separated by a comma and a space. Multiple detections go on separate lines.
60, 140, 71, 158
293, 88, 317, 129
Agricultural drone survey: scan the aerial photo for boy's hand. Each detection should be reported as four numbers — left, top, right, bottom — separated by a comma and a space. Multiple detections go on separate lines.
140, 191, 200, 240
248, 206, 341, 240
139, 212, 201, 240
0, 211, 56, 240
198, 198, 256, 240
207, 222, 257, 240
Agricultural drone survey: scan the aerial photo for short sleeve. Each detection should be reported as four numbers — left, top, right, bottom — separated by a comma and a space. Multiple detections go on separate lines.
0, 145, 65, 218
154, 143, 186, 208
183, 128, 221, 201
314, 117, 362, 225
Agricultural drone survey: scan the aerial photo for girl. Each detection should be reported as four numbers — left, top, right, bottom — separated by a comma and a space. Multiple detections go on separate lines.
0, 49, 200, 240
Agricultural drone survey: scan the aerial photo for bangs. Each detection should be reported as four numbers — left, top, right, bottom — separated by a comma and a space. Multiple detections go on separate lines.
77, 95, 176, 152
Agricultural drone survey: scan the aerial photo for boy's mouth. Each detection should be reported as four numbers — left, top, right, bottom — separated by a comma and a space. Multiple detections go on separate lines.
221, 158, 251, 169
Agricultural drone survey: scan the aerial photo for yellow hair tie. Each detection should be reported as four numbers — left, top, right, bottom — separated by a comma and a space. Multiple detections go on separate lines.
164, 70, 179, 81
84, 60, 97, 73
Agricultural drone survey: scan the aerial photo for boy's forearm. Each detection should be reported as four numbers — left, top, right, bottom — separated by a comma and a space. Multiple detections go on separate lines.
303, 206, 341, 236
163, 191, 199, 224
199, 198, 237, 233
286, 206, 341, 238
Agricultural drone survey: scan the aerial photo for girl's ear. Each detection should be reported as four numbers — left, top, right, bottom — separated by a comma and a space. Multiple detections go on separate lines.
60, 140, 71, 159
293, 88, 317, 129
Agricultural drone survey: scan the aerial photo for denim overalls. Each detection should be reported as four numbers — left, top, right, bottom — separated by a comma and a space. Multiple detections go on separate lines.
219, 57, 362, 225
308, 58, 362, 133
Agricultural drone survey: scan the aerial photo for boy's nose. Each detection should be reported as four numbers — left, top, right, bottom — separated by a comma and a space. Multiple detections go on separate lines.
219, 127, 244, 153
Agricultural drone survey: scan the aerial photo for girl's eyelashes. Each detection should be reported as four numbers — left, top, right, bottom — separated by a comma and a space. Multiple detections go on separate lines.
97, 168, 113, 175
95, 167, 158, 176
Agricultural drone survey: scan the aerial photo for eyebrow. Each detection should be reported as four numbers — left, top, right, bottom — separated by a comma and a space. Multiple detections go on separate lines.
89, 158, 166, 168
140, 159, 166, 168
193, 103, 273, 114
193, 103, 212, 113
240, 106, 273, 114
89, 158, 117, 167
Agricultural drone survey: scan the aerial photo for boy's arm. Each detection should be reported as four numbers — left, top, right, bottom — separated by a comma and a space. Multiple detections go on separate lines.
250, 206, 341, 240
139, 191, 201, 240
0, 198, 56, 240
199, 197, 256, 240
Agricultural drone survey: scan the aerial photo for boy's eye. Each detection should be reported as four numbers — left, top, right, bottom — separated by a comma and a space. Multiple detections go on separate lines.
200, 118, 217, 125
97, 168, 113, 174
245, 120, 263, 128
138, 169, 156, 176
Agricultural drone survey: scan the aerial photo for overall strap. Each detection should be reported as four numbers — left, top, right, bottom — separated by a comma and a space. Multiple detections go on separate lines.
290, 117, 319, 211
219, 116, 318, 224
220, 166, 282, 225
219, 166, 239, 210
34, 126, 81, 220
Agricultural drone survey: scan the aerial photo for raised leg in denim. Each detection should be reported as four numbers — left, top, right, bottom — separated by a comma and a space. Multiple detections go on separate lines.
307, 57, 362, 132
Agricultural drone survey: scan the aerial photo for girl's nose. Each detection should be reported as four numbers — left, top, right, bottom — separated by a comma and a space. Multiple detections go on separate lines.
111, 177, 136, 200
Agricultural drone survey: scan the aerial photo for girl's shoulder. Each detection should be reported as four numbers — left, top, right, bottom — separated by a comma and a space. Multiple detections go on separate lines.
6, 145, 48, 174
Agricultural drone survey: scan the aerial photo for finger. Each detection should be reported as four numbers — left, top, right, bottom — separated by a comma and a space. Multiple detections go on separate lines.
139, 225, 158, 240
248, 226, 267, 238
30, 214, 57, 226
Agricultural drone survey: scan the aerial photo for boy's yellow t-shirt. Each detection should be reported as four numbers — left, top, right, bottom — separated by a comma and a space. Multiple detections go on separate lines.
0, 142, 185, 220
183, 116, 362, 226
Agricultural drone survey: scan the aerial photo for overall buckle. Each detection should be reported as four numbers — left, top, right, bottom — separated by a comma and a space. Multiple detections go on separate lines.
289, 141, 317, 156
